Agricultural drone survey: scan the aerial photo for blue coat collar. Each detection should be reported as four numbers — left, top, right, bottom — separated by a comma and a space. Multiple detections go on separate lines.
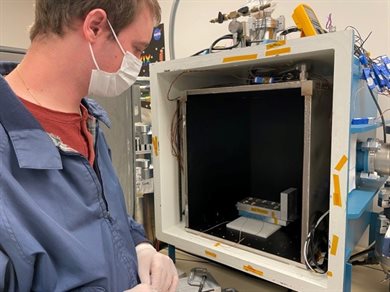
0, 76, 111, 169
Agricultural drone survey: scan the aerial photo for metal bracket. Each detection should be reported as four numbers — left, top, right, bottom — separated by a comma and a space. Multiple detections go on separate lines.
301, 80, 313, 96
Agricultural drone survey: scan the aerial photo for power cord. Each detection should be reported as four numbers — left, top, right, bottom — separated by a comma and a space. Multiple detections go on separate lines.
191, 34, 241, 56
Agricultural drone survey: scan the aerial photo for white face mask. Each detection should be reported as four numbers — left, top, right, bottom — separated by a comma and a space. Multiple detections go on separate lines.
88, 20, 142, 98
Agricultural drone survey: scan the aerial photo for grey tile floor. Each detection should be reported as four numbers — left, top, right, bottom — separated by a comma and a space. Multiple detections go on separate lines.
169, 249, 388, 292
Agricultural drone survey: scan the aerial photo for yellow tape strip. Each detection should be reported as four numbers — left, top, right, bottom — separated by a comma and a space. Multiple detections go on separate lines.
265, 47, 291, 57
266, 40, 286, 50
243, 265, 264, 276
330, 235, 339, 256
223, 54, 258, 63
333, 174, 342, 207
205, 250, 217, 258
272, 211, 278, 225
251, 207, 269, 215
214, 242, 221, 247
152, 136, 159, 157
335, 155, 348, 171
327, 271, 333, 277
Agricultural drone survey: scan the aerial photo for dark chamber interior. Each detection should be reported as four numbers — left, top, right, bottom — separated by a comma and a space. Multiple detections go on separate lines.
185, 87, 305, 262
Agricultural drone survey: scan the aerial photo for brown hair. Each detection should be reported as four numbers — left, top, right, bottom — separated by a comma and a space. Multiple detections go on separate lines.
29, 0, 161, 40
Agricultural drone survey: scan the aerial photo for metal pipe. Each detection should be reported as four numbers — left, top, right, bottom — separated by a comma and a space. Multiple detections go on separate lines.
169, 0, 180, 60
357, 140, 390, 176
0, 46, 26, 54
374, 143, 390, 176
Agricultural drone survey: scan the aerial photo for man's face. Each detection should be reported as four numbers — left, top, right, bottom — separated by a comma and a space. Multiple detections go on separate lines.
97, 6, 154, 72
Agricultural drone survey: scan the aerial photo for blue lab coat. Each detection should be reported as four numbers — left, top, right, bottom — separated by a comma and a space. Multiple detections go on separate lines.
0, 71, 146, 291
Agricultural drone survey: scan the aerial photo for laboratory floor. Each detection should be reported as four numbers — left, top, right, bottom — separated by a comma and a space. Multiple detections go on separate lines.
164, 249, 388, 292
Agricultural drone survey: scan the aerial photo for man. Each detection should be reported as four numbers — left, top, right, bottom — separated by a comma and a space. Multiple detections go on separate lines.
0, 0, 178, 291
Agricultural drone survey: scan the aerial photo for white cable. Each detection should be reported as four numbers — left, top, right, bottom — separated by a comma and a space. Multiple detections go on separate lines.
304, 210, 329, 273
314, 210, 329, 229
303, 237, 316, 273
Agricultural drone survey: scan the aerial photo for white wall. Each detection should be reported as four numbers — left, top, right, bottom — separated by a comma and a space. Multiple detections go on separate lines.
0, 0, 35, 49
1, 0, 389, 57
159, 0, 389, 59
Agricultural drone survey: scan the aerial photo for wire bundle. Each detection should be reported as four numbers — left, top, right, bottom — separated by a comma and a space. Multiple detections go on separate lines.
303, 211, 329, 273
170, 102, 184, 172
347, 26, 389, 142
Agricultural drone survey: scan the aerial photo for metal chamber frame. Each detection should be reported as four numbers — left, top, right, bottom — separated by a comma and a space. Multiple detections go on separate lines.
179, 81, 332, 264
151, 31, 366, 291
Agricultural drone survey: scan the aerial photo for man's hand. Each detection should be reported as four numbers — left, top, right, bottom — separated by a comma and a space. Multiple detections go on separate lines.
136, 243, 178, 292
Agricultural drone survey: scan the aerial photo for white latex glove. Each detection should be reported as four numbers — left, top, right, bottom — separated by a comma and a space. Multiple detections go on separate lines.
136, 243, 178, 292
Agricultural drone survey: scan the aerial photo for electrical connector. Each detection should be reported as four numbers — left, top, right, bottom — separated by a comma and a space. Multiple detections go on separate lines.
351, 117, 375, 125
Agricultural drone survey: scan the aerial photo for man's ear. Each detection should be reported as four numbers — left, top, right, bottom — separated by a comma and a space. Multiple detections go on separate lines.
83, 9, 108, 43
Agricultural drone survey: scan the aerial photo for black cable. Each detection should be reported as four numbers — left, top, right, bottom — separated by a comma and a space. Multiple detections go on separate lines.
359, 31, 372, 51
348, 26, 388, 142
210, 34, 233, 47
350, 257, 378, 266
191, 34, 240, 56
210, 34, 240, 52
307, 226, 327, 274
368, 87, 387, 143
191, 48, 209, 57
211, 43, 241, 51
347, 26, 366, 58
349, 245, 376, 261
279, 26, 300, 36
308, 227, 327, 273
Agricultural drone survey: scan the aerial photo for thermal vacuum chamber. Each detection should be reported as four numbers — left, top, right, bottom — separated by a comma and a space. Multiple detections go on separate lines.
150, 30, 387, 291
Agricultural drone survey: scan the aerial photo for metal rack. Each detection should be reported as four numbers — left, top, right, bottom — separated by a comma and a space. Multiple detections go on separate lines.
0, 46, 26, 62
